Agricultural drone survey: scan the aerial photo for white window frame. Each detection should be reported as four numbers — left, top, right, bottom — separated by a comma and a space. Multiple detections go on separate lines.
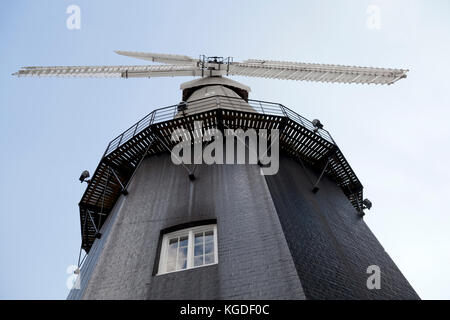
157, 224, 218, 275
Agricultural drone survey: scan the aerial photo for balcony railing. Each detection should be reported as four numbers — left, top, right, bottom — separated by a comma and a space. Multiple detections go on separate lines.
103, 96, 335, 157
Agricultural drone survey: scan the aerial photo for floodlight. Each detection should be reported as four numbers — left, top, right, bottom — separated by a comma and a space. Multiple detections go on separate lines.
79, 170, 90, 183
363, 198, 372, 210
312, 119, 323, 132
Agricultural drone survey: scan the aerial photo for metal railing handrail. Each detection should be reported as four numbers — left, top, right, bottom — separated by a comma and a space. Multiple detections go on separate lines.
103, 95, 335, 156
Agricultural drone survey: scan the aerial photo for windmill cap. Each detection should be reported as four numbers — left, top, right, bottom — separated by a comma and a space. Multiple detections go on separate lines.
180, 76, 251, 102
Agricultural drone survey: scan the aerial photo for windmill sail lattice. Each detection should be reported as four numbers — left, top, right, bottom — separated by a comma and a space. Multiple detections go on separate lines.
13, 51, 408, 85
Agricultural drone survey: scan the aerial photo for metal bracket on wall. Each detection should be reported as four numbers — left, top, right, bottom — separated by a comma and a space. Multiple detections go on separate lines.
311, 146, 338, 193
76, 213, 90, 269
122, 138, 155, 193
109, 167, 128, 195
312, 157, 331, 193
151, 127, 194, 180
188, 141, 209, 181
87, 209, 102, 239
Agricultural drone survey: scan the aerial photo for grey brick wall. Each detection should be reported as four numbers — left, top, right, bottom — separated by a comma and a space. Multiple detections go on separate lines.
68, 150, 419, 300
265, 154, 420, 300
75, 153, 305, 300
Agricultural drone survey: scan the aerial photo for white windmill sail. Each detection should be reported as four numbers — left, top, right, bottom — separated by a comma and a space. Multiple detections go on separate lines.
13, 51, 408, 85
228, 59, 408, 85
12, 64, 201, 78
114, 50, 198, 65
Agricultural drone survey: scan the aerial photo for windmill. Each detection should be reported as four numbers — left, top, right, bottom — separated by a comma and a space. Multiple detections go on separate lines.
14, 52, 419, 300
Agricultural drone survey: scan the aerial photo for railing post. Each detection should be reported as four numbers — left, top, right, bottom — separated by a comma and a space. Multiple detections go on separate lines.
259, 101, 265, 114
149, 111, 155, 127
117, 133, 123, 149
296, 113, 306, 128
279, 104, 288, 118
132, 122, 139, 137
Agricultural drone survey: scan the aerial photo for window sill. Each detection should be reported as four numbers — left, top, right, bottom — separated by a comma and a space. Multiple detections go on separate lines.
156, 262, 218, 276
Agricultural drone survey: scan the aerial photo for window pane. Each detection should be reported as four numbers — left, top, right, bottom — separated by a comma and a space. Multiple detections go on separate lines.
179, 236, 188, 248
167, 253, 176, 264
179, 246, 188, 260
169, 238, 178, 245
205, 253, 214, 265
194, 233, 203, 244
167, 261, 176, 272
177, 258, 187, 270
205, 241, 214, 255
194, 244, 203, 256
194, 256, 203, 267
167, 240, 178, 264
205, 231, 214, 243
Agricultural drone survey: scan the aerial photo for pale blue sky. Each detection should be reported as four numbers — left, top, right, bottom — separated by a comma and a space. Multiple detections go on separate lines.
1, 0, 449, 299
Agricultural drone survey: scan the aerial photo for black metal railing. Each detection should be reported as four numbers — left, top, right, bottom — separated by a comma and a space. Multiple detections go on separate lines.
103, 96, 335, 156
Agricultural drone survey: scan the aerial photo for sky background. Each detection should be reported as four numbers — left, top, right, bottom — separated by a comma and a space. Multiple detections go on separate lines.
1, 0, 449, 299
